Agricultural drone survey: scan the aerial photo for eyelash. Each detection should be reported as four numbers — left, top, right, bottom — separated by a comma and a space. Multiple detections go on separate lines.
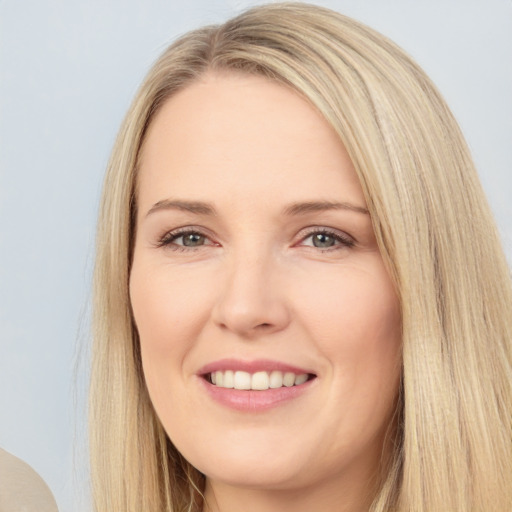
156, 227, 215, 252
156, 227, 355, 252
301, 228, 355, 251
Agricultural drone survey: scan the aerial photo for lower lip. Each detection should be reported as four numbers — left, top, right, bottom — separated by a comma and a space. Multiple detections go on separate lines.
199, 377, 315, 412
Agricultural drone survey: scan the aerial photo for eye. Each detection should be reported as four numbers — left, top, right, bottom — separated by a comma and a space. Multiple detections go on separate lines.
309, 232, 337, 248
176, 232, 206, 247
157, 228, 216, 250
300, 229, 354, 250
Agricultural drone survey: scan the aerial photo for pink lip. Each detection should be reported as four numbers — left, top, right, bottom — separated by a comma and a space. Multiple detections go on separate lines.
199, 379, 315, 411
197, 358, 314, 376
196, 358, 317, 412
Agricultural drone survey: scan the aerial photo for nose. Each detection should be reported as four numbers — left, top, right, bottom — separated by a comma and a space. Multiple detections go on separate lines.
211, 250, 291, 338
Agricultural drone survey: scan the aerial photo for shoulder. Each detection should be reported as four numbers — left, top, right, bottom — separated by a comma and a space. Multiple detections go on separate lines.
0, 447, 58, 512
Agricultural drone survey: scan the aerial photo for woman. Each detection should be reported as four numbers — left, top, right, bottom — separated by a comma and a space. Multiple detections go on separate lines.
90, 3, 512, 511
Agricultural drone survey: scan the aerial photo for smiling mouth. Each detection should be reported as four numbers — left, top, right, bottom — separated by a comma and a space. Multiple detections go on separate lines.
205, 370, 316, 391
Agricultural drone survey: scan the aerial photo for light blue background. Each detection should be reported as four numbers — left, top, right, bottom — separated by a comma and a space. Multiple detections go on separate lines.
1, 1, 510, 510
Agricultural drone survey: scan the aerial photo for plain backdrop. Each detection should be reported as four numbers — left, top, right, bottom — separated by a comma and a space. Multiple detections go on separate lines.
1, 1, 511, 510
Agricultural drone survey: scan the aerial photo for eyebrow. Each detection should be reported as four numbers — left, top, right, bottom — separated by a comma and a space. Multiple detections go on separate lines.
146, 199, 217, 217
145, 199, 369, 218
282, 200, 369, 216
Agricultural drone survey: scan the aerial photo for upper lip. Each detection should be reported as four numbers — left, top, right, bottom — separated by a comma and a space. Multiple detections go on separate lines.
197, 358, 315, 376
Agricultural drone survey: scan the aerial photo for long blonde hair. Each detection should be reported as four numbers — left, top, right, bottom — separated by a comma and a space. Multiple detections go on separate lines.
90, 3, 512, 511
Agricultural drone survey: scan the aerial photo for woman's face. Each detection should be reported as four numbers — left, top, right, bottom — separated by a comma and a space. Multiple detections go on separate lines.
130, 72, 401, 496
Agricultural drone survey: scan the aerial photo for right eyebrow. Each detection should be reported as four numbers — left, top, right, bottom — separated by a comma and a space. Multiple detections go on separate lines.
282, 200, 369, 216
145, 199, 217, 217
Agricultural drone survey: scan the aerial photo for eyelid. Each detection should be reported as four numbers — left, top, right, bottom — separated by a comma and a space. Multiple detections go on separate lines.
154, 225, 355, 251
295, 226, 356, 249
155, 226, 219, 249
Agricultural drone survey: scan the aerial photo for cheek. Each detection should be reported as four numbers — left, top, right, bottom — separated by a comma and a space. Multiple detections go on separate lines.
294, 264, 401, 459
295, 261, 401, 390
129, 261, 221, 422
129, 263, 212, 355
129, 264, 191, 397
297, 262, 400, 341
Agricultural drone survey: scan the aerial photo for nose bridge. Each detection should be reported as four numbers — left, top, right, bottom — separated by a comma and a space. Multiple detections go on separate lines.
212, 240, 290, 337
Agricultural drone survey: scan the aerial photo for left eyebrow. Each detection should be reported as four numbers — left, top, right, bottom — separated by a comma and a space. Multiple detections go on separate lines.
145, 199, 217, 217
282, 201, 369, 216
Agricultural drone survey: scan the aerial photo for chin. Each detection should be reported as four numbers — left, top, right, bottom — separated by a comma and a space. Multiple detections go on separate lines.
199, 459, 305, 491
178, 432, 313, 490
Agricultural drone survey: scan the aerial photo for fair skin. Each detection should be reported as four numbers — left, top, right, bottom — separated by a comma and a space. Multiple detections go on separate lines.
130, 72, 402, 512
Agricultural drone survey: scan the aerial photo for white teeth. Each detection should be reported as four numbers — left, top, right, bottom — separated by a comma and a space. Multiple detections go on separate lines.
251, 371, 269, 390
234, 371, 251, 390
294, 373, 308, 385
269, 370, 283, 388
209, 370, 310, 390
283, 372, 295, 387
222, 370, 234, 388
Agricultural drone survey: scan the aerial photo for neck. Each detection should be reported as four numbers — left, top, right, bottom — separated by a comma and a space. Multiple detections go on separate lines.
202, 470, 377, 512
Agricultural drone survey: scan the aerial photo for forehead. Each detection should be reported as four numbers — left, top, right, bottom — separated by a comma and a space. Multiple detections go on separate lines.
137, 72, 365, 213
